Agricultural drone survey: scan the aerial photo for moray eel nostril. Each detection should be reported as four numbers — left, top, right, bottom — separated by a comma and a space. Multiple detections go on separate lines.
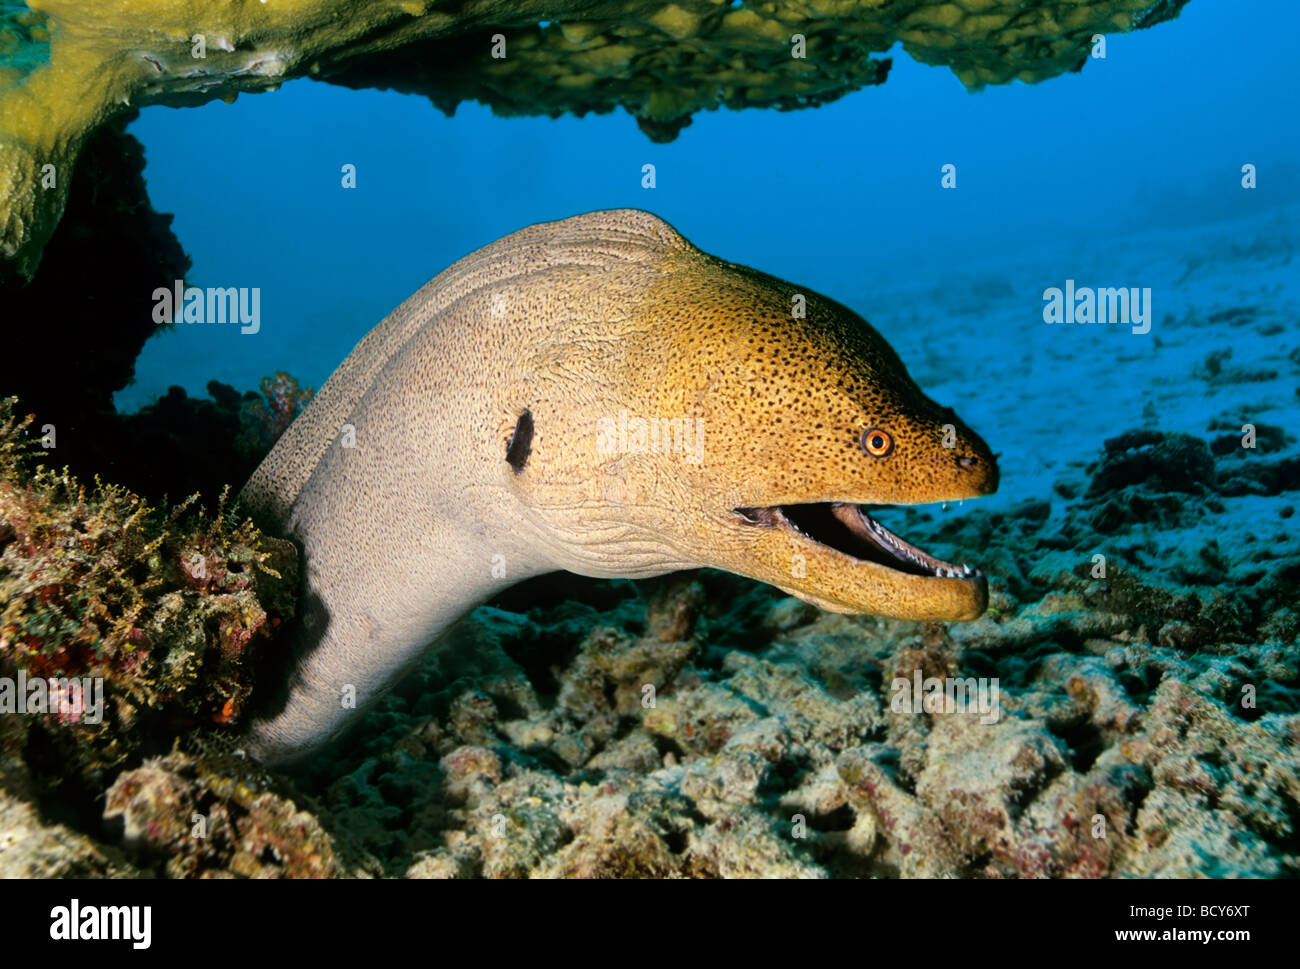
238, 208, 999, 762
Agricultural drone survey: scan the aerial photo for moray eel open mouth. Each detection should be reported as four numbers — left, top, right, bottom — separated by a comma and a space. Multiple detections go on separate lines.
734, 502, 983, 581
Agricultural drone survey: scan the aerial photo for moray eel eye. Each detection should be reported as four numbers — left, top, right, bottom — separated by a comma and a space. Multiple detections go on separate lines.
861, 428, 893, 457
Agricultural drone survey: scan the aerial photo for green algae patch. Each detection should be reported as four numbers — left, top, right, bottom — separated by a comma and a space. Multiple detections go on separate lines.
1, 0, 1191, 274
0, 398, 298, 783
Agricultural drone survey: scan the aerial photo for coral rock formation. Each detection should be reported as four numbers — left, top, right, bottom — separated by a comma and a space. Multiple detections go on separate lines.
104, 752, 346, 878
2, 0, 1189, 272
0, 399, 298, 781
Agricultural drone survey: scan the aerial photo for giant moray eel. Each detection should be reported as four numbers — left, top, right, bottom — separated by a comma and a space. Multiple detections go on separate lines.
239, 209, 998, 763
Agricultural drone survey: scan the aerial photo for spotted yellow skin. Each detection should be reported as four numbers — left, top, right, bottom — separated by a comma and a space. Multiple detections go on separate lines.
508, 227, 998, 622
647, 252, 997, 617
241, 209, 996, 762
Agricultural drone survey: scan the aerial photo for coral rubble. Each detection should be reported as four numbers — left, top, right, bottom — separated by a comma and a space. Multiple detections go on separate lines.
284, 421, 1296, 879
104, 752, 351, 878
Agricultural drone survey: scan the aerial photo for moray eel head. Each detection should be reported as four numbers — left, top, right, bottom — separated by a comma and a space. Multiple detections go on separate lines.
506, 224, 999, 622
681, 258, 998, 621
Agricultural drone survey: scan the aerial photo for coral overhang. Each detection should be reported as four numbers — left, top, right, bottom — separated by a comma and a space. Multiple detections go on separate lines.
1, 0, 1189, 274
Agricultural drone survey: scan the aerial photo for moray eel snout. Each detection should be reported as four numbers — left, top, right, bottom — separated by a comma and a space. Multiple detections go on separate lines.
708, 363, 1000, 622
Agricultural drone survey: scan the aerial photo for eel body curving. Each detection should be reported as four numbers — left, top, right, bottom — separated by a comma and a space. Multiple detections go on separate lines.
239, 209, 998, 762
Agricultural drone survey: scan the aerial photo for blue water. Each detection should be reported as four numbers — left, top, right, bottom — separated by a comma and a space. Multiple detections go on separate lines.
120, 0, 1300, 439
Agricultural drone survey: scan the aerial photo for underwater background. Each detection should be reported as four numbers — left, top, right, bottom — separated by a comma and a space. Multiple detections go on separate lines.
1, 0, 1298, 878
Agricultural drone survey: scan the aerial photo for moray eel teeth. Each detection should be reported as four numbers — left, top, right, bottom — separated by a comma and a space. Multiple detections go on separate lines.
734, 502, 984, 581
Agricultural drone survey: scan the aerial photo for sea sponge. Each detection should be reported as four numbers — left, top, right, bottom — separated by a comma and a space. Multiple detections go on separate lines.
0, 0, 1190, 274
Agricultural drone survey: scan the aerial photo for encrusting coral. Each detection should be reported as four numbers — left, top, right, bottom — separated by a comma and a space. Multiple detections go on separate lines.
2, 0, 1190, 273
235, 373, 317, 465
0, 395, 377, 878
0, 398, 298, 784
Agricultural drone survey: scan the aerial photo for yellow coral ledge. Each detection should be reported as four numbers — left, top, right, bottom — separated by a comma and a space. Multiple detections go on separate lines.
0, 0, 1188, 275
